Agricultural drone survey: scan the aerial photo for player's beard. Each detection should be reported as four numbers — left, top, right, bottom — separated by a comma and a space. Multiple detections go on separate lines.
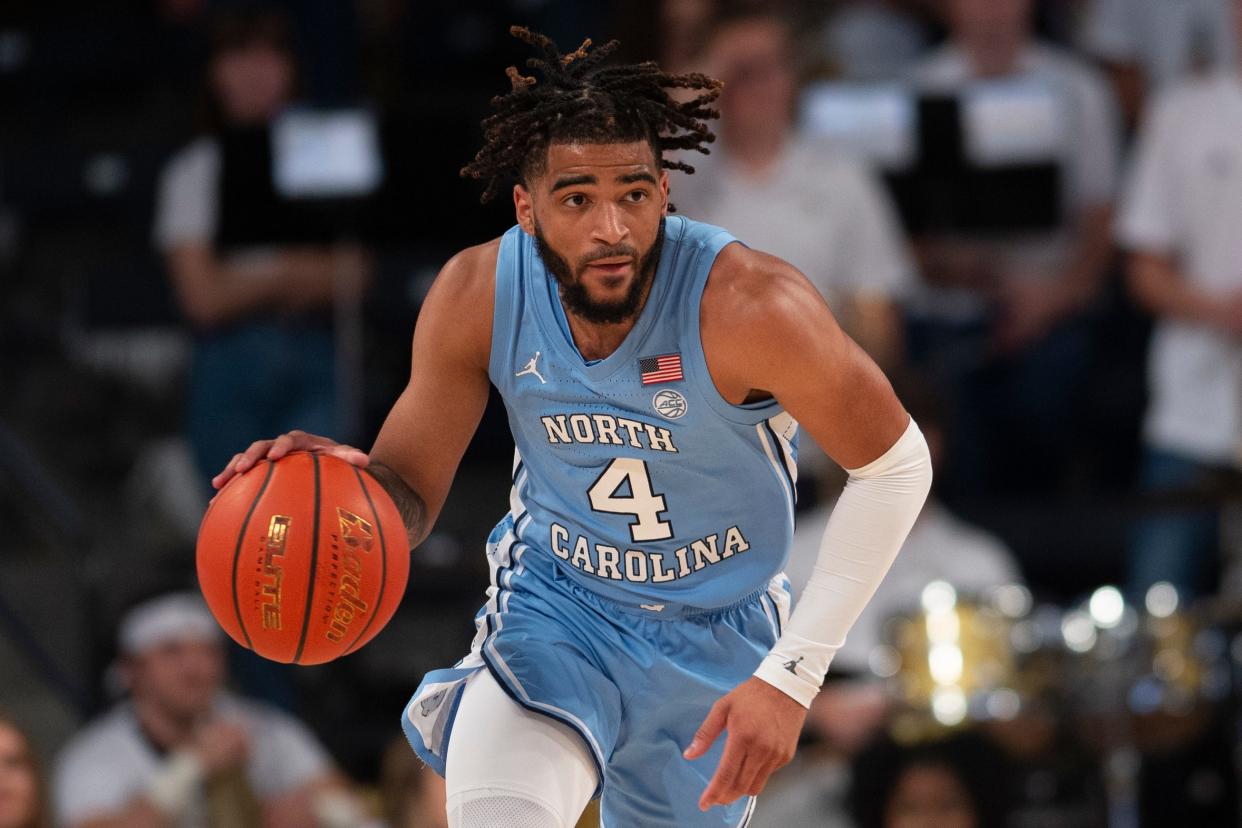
535, 218, 665, 325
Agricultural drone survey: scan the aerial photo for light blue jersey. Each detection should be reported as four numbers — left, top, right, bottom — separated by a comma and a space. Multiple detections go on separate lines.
489, 214, 798, 610
404, 215, 799, 827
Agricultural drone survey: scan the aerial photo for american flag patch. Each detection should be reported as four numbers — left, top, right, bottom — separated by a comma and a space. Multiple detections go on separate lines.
639, 353, 684, 384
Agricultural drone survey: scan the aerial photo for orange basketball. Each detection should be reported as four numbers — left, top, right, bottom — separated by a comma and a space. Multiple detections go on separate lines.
196, 451, 409, 665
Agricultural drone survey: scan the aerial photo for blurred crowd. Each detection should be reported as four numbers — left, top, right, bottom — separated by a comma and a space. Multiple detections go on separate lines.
2, 0, 1242, 825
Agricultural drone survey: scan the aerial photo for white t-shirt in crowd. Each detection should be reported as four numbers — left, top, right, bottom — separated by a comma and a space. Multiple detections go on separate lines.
907, 43, 1122, 318
786, 500, 1022, 675
1117, 72, 1242, 467
153, 137, 280, 271
822, 2, 930, 82
672, 132, 916, 309
154, 138, 220, 251
53, 694, 333, 828
911, 43, 1121, 213
1079, 0, 1237, 91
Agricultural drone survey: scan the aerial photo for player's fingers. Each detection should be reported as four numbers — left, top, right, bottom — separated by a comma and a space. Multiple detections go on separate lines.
265, 431, 301, 460
211, 454, 246, 489
756, 738, 797, 793
321, 444, 370, 468
684, 700, 729, 760
234, 439, 276, 475
744, 754, 778, 797
733, 753, 766, 802
698, 736, 748, 811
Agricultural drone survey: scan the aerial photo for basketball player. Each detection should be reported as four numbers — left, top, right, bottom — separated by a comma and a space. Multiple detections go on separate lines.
213, 28, 932, 828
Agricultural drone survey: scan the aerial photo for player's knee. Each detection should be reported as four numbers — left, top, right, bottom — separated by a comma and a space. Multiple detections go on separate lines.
447, 789, 569, 828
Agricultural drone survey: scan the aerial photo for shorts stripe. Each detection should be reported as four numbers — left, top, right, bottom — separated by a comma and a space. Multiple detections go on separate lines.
736, 795, 757, 827
758, 595, 780, 642
478, 517, 606, 797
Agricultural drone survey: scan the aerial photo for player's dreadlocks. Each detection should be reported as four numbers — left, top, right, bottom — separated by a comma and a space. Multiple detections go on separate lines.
461, 26, 724, 203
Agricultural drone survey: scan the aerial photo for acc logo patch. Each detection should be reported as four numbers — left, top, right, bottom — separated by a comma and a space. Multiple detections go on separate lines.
652, 389, 688, 420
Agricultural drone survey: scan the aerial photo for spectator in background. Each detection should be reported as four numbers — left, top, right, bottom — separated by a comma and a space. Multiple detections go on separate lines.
1078, 0, 1237, 125
0, 714, 48, 828
821, 0, 932, 82
783, 373, 1021, 672
612, 1, 719, 73
907, 0, 1121, 494
1116, 0, 1242, 599
849, 732, 1011, 828
676, 7, 915, 374
659, 0, 719, 74
751, 374, 1021, 827
52, 593, 364, 828
154, 8, 370, 491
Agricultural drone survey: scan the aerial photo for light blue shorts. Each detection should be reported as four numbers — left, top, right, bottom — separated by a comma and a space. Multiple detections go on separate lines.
402, 514, 792, 827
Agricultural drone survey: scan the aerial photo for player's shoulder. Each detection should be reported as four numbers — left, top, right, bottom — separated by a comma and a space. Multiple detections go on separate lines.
436, 237, 500, 299
703, 242, 823, 327
699, 239, 841, 402
418, 238, 499, 367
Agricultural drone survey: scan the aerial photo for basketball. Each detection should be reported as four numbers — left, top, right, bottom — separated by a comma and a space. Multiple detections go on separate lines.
196, 451, 409, 665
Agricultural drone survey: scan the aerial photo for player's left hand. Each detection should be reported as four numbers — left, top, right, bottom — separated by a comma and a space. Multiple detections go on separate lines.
683, 676, 807, 811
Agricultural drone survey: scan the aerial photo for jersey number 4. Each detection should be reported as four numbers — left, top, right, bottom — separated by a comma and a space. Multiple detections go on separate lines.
587, 458, 673, 542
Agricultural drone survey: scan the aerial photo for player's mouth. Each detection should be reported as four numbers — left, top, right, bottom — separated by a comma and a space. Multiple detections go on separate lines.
584, 257, 633, 278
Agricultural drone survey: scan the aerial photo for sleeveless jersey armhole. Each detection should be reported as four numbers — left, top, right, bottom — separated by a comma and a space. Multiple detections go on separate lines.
682, 236, 786, 425
488, 228, 525, 387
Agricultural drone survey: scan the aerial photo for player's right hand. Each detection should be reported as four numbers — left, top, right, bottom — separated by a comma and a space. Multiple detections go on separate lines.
211, 430, 370, 490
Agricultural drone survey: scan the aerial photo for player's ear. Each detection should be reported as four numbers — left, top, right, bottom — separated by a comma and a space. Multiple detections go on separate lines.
659, 170, 670, 216
514, 183, 535, 236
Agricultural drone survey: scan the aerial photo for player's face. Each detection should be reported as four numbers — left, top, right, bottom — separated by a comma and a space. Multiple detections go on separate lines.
126, 639, 226, 720
515, 141, 670, 325
0, 723, 39, 828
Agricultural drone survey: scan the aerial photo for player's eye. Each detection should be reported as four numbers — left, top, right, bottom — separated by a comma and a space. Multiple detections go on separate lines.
563, 194, 588, 207
624, 190, 648, 203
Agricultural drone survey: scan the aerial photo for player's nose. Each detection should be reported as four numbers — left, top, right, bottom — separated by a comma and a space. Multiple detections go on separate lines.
591, 202, 629, 246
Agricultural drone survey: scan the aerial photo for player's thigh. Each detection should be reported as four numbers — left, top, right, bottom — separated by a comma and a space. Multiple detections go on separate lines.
445, 669, 597, 828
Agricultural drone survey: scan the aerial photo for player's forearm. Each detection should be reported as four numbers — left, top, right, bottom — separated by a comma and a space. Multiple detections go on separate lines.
754, 419, 932, 707
365, 460, 429, 549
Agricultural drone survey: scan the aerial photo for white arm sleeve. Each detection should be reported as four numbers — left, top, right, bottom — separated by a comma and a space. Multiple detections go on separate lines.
754, 419, 932, 707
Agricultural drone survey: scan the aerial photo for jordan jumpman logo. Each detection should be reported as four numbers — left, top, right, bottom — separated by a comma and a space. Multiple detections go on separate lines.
515, 351, 547, 384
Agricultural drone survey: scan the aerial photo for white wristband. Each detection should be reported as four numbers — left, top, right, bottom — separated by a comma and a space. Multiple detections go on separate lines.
755, 418, 932, 708
754, 651, 826, 708
146, 750, 205, 817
